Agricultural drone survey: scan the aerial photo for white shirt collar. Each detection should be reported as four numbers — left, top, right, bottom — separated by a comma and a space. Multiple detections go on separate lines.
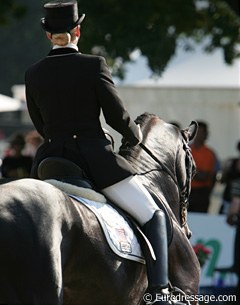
52, 43, 78, 51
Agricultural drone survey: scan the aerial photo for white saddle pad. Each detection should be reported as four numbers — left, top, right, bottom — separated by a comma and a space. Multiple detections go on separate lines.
70, 194, 145, 264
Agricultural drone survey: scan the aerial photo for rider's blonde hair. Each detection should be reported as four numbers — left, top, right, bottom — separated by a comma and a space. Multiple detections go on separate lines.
50, 26, 79, 46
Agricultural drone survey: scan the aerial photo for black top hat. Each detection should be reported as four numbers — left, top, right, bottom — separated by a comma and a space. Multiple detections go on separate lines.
41, 1, 85, 33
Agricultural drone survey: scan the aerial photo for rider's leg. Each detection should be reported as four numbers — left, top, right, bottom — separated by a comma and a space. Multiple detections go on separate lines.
102, 175, 184, 305
102, 175, 158, 226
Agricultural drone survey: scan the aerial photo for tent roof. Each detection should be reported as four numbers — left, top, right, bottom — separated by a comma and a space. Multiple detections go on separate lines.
0, 94, 22, 112
116, 45, 240, 88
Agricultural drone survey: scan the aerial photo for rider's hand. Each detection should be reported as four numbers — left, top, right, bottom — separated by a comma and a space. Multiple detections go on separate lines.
121, 124, 143, 147
136, 124, 143, 145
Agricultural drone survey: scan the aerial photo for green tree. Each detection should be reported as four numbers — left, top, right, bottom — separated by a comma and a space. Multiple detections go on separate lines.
79, 0, 240, 77
0, 0, 49, 95
0, 0, 239, 95
0, 0, 26, 25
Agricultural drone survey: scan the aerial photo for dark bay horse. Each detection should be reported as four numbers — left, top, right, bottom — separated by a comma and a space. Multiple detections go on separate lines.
0, 113, 200, 305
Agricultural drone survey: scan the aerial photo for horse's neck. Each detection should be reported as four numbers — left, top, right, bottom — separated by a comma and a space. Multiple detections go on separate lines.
121, 145, 179, 216
120, 112, 183, 208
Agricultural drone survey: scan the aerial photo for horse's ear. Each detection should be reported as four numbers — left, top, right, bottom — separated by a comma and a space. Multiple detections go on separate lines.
181, 121, 198, 142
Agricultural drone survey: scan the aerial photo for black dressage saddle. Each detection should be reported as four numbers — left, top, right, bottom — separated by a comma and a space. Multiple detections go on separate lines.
38, 157, 94, 189
38, 157, 173, 245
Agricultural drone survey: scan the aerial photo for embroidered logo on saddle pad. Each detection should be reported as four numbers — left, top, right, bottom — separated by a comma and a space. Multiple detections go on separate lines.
70, 195, 145, 264
45, 179, 145, 264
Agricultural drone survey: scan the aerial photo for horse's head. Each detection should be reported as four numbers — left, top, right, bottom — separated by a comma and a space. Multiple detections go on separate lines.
120, 113, 200, 301
120, 113, 197, 239
175, 121, 198, 238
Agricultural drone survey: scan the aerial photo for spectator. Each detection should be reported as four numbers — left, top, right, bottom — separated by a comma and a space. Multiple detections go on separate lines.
220, 140, 240, 214
1, 133, 33, 178
23, 130, 43, 158
188, 121, 218, 213
226, 178, 240, 304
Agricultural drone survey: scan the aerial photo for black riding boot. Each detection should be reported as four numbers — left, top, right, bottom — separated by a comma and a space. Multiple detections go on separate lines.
143, 210, 186, 305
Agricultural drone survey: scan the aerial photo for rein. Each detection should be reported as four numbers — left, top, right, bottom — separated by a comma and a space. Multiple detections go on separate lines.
139, 142, 191, 230
139, 143, 178, 186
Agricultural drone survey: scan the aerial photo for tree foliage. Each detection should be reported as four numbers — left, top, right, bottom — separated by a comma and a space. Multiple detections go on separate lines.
0, 0, 239, 94
79, 0, 240, 77
0, 0, 26, 25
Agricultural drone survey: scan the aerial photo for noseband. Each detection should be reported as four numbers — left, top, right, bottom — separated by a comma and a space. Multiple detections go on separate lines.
139, 141, 193, 236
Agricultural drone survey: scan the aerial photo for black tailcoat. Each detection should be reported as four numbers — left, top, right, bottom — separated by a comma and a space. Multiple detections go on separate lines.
25, 47, 140, 189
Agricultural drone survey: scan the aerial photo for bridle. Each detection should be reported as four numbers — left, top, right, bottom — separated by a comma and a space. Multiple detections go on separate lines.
178, 140, 195, 227
139, 140, 194, 233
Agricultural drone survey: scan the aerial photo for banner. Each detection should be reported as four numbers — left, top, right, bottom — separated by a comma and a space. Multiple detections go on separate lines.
188, 213, 238, 287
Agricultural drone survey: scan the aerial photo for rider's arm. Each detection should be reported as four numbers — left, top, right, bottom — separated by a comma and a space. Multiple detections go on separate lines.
25, 71, 45, 138
95, 57, 141, 146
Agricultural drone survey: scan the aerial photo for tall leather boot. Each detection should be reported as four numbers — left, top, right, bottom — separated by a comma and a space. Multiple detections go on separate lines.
101, 176, 187, 305
143, 210, 186, 305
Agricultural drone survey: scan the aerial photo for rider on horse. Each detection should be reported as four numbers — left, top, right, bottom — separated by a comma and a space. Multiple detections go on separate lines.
25, 2, 185, 304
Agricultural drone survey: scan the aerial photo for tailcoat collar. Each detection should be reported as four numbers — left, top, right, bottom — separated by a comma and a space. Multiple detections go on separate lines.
47, 47, 79, 57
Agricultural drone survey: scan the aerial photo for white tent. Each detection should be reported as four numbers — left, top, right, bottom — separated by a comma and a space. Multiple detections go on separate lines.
112, 44, 240, 160
133, 49, 240, 87
0, 94, 22, 112
115, 42, 240, 87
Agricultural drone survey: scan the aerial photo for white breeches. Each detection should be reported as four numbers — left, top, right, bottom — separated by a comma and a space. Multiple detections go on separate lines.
101, 175, 159, 226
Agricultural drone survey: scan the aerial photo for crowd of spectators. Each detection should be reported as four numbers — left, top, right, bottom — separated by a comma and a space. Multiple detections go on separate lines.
0, 130, 43, 179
